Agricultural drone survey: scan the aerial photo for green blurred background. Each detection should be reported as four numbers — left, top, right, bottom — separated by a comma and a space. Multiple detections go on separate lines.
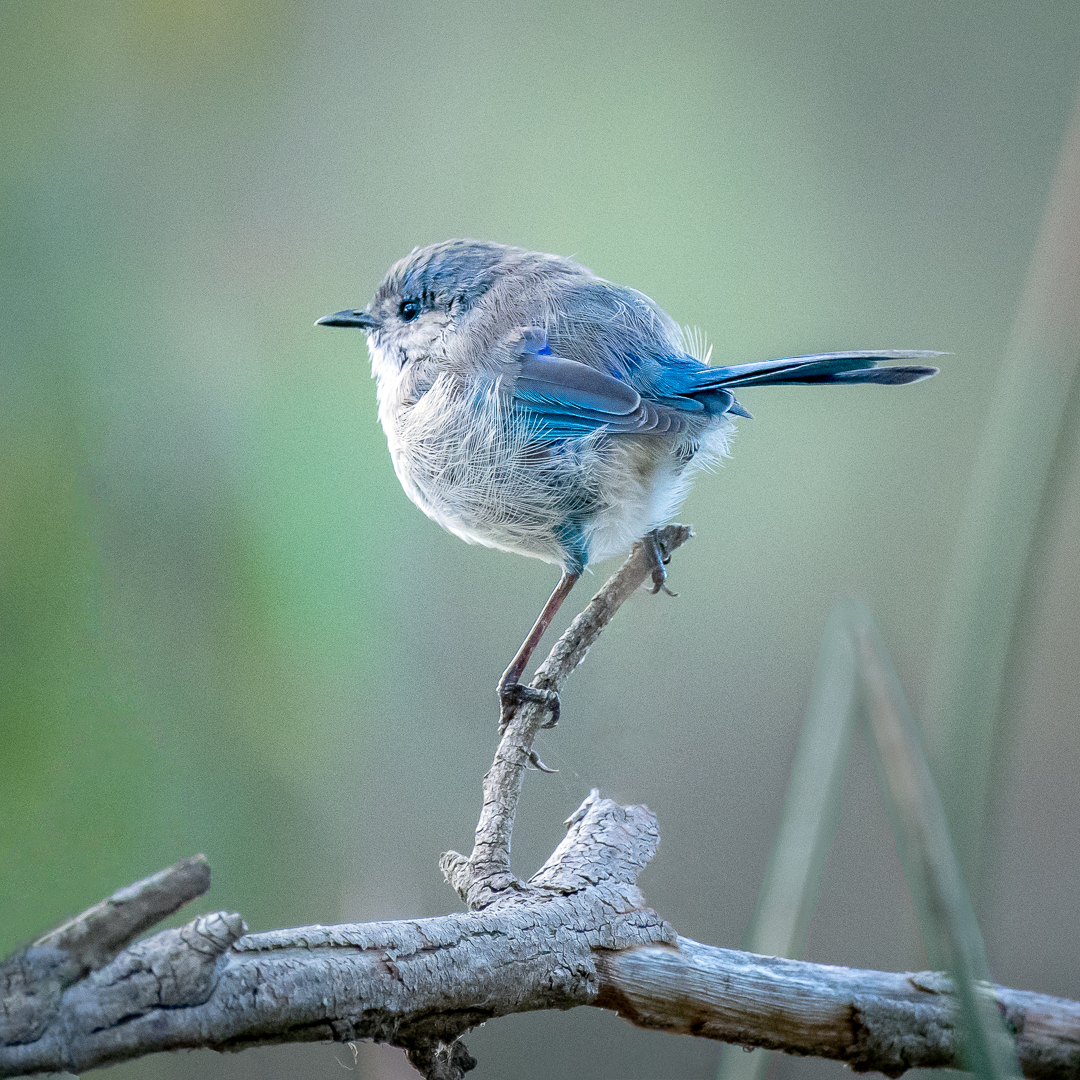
3, 2, 1079, 1078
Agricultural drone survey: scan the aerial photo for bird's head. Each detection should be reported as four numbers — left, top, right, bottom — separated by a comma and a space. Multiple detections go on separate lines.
316, 240, 536, 378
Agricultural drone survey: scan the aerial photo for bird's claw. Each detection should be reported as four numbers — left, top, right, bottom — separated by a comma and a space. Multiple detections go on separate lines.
644, 530, 678, 596
650, 564, 677, 596
498, 681, 561, 733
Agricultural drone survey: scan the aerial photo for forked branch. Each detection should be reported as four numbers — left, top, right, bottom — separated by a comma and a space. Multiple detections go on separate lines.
440, 523, 693, 909
4, 845, 1079, 1080
3, 528, 1078, 1080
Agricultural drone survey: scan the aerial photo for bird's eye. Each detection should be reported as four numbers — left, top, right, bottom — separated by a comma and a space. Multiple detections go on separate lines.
399, 299, 421, 322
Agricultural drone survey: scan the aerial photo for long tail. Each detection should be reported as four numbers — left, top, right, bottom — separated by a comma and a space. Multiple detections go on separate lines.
698, 349, 941, 388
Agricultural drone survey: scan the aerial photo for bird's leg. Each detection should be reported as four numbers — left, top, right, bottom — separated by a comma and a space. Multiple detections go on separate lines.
643, 529, 677, 596
498, 570, 580, 732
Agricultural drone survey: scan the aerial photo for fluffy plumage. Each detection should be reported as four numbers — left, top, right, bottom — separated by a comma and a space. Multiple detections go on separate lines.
319, 239, 938, 575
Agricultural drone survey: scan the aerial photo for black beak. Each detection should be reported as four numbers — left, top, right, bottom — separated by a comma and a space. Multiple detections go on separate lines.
316, 309, 381, 330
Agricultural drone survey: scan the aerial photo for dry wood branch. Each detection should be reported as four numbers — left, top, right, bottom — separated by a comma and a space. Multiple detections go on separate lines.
3, 827, 1078, 1079
1, 794, 674, 1078
597, 939, 1080, 1080
440, 523, 693, 910
5, 528, 1077, 1080
33, 855, 210, 976
1, 857, 212, 1049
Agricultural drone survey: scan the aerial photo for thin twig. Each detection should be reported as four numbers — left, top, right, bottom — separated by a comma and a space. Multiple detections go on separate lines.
440, 525, 693, 909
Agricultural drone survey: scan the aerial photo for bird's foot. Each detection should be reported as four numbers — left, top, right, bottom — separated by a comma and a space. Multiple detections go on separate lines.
644, 529, 677, 596
498, 680, 561, 734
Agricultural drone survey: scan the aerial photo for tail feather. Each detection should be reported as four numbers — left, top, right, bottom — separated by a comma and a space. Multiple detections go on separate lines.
689, 350, 942, 390
787, 366, 938, 386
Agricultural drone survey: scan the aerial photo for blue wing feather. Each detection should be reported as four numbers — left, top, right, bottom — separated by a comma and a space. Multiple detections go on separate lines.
515, 354, 641, 416
506, 329, 939, 441
510, 344, 692, 438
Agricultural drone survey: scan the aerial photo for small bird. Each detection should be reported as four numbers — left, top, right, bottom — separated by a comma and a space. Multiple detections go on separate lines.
318, 240, 937, 728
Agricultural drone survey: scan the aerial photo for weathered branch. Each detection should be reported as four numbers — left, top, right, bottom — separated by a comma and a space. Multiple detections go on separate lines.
1, 794, 674, 1077
3, 825, 1079, 1078
597, 939, 1080, 1080
5, 528, 1078, 1080
33, 855, 211, 975
1, 856, 214, 1050
440, 523, 693, 910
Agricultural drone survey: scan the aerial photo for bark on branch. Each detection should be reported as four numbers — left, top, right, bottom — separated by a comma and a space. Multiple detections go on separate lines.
3, 528, 1078, 1079
3, 841, 1079, 1080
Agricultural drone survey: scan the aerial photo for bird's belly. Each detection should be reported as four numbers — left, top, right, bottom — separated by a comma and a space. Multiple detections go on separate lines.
380, 378, 732, 570
390, 436, 690, 571
382, 382, 576, 565
578, 438, 693, 565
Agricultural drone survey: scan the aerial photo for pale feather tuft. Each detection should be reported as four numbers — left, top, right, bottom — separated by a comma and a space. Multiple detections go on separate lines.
681, 325, 713, 366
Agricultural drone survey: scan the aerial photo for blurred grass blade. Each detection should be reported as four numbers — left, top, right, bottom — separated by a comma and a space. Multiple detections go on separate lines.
855, 608, 1021, 1080
925, 79, 1080, 888
720, 602, 1020, 1080
716, 601, 862, 1080
741, 601, 863, 958
720, 63, 1080, 1080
